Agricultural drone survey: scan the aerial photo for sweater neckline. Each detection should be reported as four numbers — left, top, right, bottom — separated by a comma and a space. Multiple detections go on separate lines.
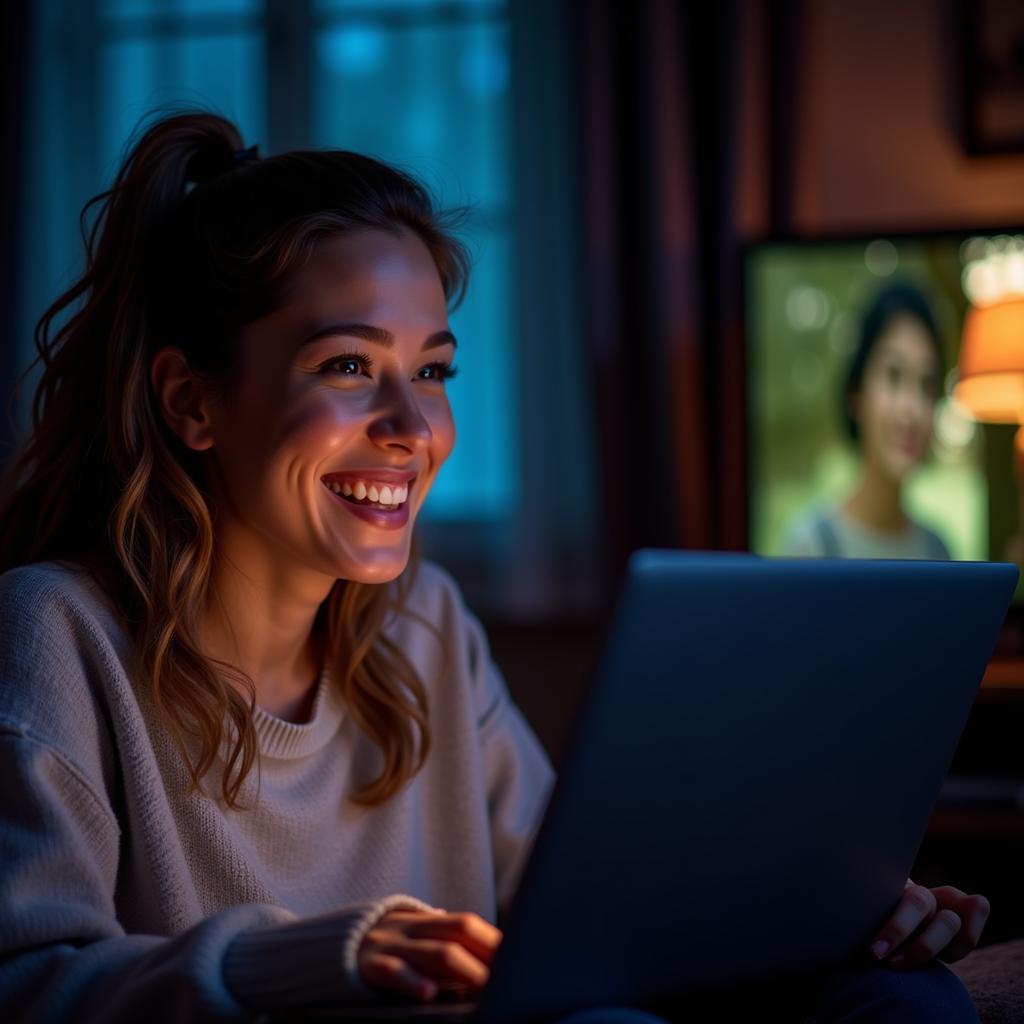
251, 667, 347, 760
830, 503, 917, 543
45, 558, 348, 760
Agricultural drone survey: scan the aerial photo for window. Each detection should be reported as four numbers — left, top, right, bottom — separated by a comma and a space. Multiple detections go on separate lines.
311, 0, 514, 520
21, 0, 513, 525
19, 0, 598, 614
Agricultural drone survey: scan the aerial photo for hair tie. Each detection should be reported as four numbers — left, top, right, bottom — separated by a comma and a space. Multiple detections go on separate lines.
233, 144, 260, 164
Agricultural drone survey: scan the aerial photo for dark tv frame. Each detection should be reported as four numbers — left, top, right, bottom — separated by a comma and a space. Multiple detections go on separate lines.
959, 0, 1024, 157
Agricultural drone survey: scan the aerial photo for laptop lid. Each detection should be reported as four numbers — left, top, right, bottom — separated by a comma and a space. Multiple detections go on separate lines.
477, 552, 1018, 1022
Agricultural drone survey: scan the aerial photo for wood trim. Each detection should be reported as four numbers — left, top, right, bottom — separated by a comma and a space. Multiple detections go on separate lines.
928, 805, 1024, 839
977, 657, 1024, 701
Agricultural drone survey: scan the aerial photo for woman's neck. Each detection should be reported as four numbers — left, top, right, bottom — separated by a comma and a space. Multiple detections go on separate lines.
257, 664, 324, 723
200, 552, 333, 723
841, 459, 908, 534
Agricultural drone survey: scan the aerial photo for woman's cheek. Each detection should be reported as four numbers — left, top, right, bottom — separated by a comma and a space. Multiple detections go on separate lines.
433, 405, 456, 463
287, 394, 368, 456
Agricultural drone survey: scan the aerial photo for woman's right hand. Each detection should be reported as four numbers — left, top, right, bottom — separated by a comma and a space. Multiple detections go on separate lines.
357, 909, 503, 1003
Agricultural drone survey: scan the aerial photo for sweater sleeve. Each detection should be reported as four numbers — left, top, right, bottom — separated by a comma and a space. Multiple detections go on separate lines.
0, 725, 436, 1022
459, 604, 556, 919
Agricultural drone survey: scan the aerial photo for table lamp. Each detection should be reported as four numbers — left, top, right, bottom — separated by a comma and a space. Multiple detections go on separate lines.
955, 297, 1024, 567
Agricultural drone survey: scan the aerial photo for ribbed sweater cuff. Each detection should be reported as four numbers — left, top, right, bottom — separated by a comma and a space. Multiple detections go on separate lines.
223, 893, 439, 1010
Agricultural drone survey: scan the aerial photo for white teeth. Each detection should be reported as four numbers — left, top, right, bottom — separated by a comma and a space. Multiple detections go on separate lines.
325, 478, 411, 504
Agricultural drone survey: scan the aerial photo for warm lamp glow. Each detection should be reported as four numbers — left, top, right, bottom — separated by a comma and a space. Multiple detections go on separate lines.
957, 289, 1024, 577
955, 299, 1024, 423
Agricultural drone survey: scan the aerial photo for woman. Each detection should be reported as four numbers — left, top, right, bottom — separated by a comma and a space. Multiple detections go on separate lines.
0, 113, 986, 1022
781, 283, 952, 560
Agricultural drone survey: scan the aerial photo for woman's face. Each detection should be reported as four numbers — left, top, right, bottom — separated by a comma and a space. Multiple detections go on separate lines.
851, 314, 940, 483
201, 227, 456, 584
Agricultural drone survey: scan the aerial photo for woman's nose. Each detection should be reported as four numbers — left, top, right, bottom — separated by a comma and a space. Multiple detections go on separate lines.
899, 384, 930, 422
366, 381, 433, 454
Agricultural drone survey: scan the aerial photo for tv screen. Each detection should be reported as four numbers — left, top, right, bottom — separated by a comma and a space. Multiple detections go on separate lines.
746, 229, 1024, 604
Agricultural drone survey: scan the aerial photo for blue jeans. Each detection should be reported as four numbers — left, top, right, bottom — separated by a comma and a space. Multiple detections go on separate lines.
553, 961, 979, 1023
800, 961, 979, 1023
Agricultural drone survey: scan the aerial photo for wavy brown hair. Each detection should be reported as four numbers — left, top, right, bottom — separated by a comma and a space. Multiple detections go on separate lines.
0, 111, 470, 808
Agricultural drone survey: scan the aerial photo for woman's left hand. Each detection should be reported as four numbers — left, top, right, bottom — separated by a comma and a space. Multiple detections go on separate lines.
868, 879, 990, 970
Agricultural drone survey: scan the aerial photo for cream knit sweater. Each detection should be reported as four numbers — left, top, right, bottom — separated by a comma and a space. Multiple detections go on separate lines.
0, 558, 554, 1022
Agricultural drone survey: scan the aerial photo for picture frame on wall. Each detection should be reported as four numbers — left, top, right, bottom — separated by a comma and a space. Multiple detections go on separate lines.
960, 0, 1024, 155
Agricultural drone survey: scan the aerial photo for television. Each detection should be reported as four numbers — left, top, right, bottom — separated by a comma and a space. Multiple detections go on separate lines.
745, 228, 1024, 610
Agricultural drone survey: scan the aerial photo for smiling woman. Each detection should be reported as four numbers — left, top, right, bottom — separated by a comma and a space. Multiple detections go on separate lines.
779, 282, 953, 560
0, 110, 554, 1020
150, 228, 459, 592
0, 110, 993, 1024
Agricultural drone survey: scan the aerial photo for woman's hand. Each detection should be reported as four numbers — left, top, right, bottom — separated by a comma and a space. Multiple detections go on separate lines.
358, 909, 503, 1003
869, 879, 990, 970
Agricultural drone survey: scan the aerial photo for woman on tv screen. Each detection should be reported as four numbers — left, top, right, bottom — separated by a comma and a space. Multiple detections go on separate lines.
781, 282, 952, 560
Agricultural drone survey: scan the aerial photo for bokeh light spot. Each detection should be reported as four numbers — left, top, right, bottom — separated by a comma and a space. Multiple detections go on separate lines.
317, 23, 387, 77
864, 239, 899, 277
458, 43, 508, 98
785, 285, 831, 331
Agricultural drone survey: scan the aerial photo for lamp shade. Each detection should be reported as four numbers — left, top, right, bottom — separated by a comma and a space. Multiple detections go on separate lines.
955, 299, 1024, 423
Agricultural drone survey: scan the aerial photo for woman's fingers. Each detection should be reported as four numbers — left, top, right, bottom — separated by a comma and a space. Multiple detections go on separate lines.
393, 937, 491, 991
887, 909, 962, 970
870, 882, 937, 959
933, 890, 991, 963
357, 909, 498, 1001
359, 951, 438, 1002
870, 882, 991, 968
405, 912, 503, 965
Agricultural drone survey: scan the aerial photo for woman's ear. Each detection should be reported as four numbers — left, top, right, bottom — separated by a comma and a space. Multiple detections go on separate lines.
150, 347, 217, 451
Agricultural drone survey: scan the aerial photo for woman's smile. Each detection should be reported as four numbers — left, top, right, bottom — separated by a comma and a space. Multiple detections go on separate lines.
321, 471, 417, 530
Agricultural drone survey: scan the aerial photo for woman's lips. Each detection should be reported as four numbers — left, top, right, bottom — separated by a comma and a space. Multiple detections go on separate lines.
322, 480, 411, 530
891, 436, 923, 457
321, 469, 418, 486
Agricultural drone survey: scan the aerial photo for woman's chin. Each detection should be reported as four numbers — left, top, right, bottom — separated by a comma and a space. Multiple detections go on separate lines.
330, 549, 411, 585
881, 454, 921, 485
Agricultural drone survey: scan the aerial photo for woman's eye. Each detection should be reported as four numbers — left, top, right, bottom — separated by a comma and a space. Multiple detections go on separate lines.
320, 353, 373, 377
418, 361, 459, 383
316, 354, 457, 383
885, 364, 902, 388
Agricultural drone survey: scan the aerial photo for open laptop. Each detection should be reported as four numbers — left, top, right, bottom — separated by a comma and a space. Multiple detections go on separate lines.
301, 552, 1018, 1023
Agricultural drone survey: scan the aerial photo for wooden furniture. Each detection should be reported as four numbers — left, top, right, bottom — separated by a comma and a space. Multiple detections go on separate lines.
928, 657, 1024, 837
974, 657, 1024, 702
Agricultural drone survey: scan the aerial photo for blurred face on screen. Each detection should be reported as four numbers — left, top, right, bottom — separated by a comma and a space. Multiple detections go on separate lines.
852, 314, 940, 483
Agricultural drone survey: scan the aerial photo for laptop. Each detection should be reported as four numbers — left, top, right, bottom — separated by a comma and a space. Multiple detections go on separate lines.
298, 552, 1019, 1023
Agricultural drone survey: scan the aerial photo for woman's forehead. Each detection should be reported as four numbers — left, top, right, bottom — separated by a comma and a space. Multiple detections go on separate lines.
304, 228, 437, 283
874, 315, 939, 368
243, 231, 449, 350
279, 228, 447, 315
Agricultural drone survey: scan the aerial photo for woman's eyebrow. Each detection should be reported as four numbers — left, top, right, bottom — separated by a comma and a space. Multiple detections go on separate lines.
301, 322, 457, 350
